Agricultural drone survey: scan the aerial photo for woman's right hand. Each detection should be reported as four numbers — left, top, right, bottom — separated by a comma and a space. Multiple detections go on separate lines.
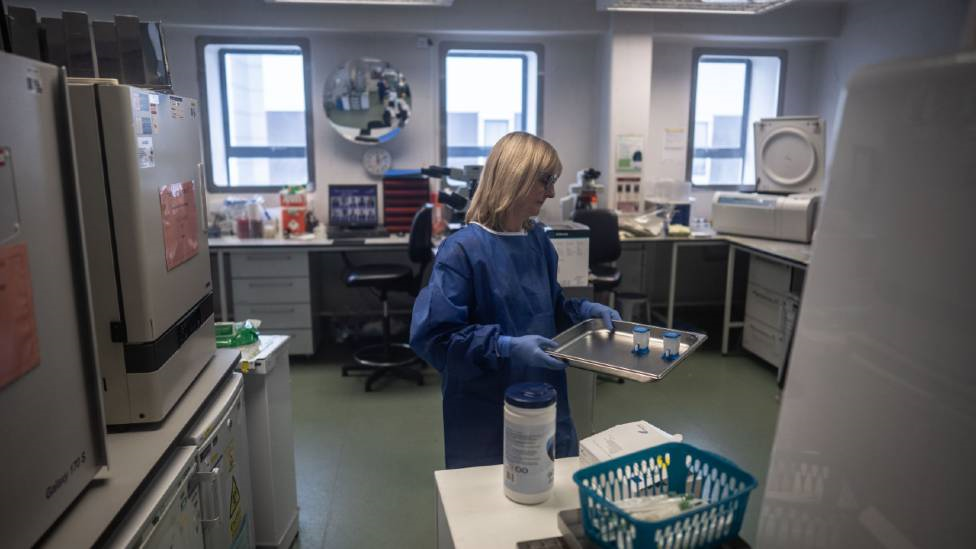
498, 335, 566, 370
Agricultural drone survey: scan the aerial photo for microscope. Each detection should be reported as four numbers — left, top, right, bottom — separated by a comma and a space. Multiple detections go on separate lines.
560, 168, 605, 220
421, 164, 483, 224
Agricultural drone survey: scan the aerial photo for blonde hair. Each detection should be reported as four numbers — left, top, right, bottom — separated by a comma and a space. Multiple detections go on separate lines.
465, 132, 562, 231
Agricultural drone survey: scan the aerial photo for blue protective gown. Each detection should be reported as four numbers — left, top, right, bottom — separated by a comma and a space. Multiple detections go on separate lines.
410, 221, 589, 469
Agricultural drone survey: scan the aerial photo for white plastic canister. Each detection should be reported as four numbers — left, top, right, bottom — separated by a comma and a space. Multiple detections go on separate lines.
503, 382, 557, 504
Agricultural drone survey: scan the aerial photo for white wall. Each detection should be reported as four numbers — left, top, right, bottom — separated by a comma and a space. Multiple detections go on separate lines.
16, 0, 856, 222
160, 27, 601, 220
815, 0, 970, 152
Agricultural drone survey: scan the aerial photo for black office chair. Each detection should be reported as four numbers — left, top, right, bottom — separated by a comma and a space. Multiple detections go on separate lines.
340, 205, 433, 391
572, 209, 622, 299
572, 209, 627, 384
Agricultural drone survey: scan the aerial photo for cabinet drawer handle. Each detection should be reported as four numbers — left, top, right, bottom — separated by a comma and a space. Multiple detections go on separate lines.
248, 281, 294, 288
749, 322, 776, 340
248, 307, 297, 314
244, 254, 294, 261
751, 289, 780, 304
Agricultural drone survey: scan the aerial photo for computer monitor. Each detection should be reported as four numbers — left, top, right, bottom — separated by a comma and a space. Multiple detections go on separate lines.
329, 184, 379, 228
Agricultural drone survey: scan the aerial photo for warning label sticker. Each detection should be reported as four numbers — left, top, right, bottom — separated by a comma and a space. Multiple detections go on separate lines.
228, 475, 243, 537
137, 136, 155, 169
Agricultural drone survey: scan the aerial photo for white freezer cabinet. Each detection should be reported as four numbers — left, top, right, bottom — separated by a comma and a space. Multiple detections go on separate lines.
238, 335, 300, 548
104, 447, 204, 549
227, 251, 316, 355
742, 254, 803, 376
182, 373, 256, 549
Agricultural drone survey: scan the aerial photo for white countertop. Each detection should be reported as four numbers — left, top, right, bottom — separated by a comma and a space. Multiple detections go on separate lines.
622, 232, 811, 266
435, 457, 581, 549
208, 234, 410, 248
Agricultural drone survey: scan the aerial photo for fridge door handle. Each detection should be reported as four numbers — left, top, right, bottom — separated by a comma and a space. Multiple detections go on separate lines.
197, 466, 223, 525
197, 161, 208, 235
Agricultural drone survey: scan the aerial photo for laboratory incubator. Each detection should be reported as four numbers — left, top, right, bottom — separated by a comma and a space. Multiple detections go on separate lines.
0, 51, 107, 548
68, 79, 215, 425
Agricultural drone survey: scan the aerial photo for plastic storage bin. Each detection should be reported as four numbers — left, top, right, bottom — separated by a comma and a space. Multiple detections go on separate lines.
573, 442, 757, 549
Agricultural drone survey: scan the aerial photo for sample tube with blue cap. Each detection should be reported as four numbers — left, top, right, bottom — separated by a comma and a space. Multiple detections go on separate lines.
632, 326, 650, 356
662, 331, 681, 360
503, 382, 556, 504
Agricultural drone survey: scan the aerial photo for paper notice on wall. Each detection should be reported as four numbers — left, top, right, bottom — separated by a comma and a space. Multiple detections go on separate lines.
616, 135, 644, 174
0, 243, 41, 389
663, 128, 686, 161
137, 137, 155, 169
159, 181, 200, 271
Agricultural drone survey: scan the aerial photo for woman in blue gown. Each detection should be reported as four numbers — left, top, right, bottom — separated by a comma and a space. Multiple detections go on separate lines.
410, 132, 620, 469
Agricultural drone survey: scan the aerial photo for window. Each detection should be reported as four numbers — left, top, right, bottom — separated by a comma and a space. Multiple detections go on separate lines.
197, 37, 314, 192
687, 49, 785, 187
441, 44, 542, 169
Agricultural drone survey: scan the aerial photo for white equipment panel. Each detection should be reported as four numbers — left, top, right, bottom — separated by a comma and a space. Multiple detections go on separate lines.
0, 52, 108, 548
758, 53, 976, 547
754, 116, 825, 194
105, 446, 204, 549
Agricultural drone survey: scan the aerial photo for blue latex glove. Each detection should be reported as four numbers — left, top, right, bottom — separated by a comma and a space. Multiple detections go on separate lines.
581, 301, 622, 331
497, 335, 565, 370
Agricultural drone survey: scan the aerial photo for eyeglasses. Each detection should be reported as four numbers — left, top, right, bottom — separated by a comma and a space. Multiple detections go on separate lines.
537, 172, 558, 191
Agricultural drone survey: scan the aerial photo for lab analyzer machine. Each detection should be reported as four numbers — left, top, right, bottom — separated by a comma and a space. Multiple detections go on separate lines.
0, 52, 108, 548
712, 116, 826, 242
68, 79, 215, 425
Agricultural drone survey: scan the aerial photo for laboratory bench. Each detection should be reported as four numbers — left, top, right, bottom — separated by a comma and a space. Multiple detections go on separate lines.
209, 231, 811, 381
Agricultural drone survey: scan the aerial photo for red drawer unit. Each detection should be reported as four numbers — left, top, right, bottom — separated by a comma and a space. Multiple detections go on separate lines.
382, 170, 429, 234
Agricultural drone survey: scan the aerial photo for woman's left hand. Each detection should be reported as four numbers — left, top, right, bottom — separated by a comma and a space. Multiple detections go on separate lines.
581, 302, 622, 331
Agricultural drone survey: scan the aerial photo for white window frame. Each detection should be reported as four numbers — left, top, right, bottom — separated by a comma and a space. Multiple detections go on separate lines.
439, 42, 544, 167
196, 36, 315, 193
686, 48, 787, 189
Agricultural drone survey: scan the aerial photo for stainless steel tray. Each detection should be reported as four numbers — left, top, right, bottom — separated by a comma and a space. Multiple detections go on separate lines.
546, 320, 707, 383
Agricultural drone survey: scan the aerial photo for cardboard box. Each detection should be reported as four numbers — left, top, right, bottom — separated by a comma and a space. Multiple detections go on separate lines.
279, 189, 308, 208
281, 208, 306, 235
579, 420, 683, 468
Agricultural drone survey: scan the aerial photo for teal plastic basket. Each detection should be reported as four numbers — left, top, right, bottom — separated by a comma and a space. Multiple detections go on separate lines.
573, 442, 757, 549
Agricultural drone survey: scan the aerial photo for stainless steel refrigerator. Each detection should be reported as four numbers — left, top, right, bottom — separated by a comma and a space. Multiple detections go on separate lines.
0, 51, 108, 548
757, 52, 976, 547
183, 372, 256, 549
68, 78, 215, 425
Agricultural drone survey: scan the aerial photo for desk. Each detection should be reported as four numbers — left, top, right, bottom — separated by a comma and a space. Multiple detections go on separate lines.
210, 232, 812, 366
434, 457, 581, 549
620, 232, 810, 362
41, 349, 240, 548
209, 236, 411, 355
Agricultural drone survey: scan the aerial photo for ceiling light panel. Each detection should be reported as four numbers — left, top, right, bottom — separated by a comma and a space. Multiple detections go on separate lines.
267, 0, 454, 6
597, 0, 795, 15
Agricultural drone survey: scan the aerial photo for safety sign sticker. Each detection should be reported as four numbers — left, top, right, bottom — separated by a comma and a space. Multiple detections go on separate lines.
228, 476, 243, 538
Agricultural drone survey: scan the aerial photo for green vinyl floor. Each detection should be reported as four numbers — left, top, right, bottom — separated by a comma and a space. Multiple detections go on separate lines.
287, 347, 781, 548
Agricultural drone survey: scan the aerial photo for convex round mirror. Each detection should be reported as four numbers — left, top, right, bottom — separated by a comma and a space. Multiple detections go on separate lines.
323, 57, 411, 144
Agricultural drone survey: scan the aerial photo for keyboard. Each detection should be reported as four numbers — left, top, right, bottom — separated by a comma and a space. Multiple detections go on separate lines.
326, 227, 391, 240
